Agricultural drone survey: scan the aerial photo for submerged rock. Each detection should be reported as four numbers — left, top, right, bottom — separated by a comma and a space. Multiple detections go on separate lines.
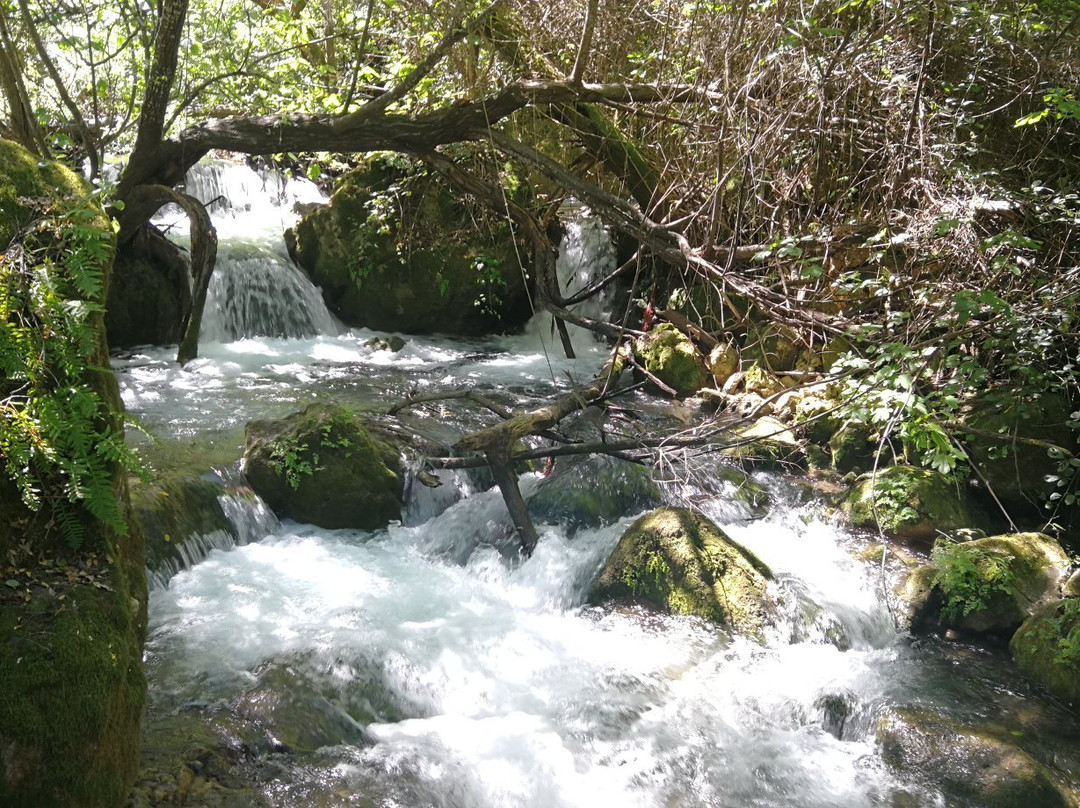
841, 465, 983, 543
527, 455, 662, 533
906, 532, 1069, 635
591, 507, 777, 637
634, 323, 709, 397
243, 403, 403, 530
876, 707, 1074, 808
1011, 598, 1080, 705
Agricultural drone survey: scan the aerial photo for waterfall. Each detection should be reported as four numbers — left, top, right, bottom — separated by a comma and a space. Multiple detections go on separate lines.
165, 159, 339, 342
554, 213, 617, 323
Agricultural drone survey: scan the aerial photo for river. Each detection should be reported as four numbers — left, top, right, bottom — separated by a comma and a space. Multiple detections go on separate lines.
115, 162, 1080, 807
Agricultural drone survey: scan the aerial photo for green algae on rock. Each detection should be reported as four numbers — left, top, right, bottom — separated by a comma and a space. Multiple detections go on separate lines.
1011, 598, 1080, 705
633, 323, 709, 397
592, 507, 777, 638
841, 465, 983, 543
243, 403, 403, 530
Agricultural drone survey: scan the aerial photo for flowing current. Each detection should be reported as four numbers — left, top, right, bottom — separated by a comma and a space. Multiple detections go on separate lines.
118, 162, 1080, 807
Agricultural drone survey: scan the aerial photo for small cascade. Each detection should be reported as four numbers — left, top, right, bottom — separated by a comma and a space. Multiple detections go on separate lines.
201, 240, 339, 341
147, 482, 280, 590
554, 214, 617, 322
180, 159, 324, 217
166, 159, 339, 342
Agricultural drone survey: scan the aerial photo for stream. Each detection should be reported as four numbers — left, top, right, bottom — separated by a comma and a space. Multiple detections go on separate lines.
116, 162, 1080, 807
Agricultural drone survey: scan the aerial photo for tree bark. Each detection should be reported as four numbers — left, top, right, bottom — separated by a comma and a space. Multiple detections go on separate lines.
121, 185, 217, 365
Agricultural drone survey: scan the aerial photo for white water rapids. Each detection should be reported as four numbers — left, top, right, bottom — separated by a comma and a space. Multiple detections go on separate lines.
117, 161, 1080, 807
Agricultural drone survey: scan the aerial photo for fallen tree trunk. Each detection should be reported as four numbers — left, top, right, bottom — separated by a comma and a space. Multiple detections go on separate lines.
451, 343, 629, 554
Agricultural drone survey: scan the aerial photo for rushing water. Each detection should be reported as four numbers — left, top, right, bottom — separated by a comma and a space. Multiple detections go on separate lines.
118, 161, 1080, 807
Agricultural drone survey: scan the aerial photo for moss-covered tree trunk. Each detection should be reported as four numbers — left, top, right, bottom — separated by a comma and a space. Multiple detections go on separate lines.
0, 140, 147, 808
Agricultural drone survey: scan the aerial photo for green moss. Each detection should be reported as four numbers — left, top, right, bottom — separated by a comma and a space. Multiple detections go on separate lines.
1011, 599, 1080, 703
722, 415, 803, 468
634, 324, 708, 397
842, 465, 981, 542
0, 139, 85, 246
592, 507, 776, 637
912, 533, 1068, 634
244, 403, 403, 530
0, 585, 145, 807
287, 158, 532, 335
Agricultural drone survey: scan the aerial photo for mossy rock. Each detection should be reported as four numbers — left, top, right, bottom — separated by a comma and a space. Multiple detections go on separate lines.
708, 341, 739, 386
0, 139, 85, 246
527, 455, 662, 533
829, 421, 876, 474
961, 390, 1077, 509
742, 322, 798, 373
741, 363, 783, 398
791, 390, 842, 446
721, 415, 803, 468
841, 465, 983, 543
130, 474, 235, 578
286, 157, 533, 335
634, 323, 709, 397
876, 706, 1074, 808
1011, 598, 1080, 705
909, 533, 1069, 635
243, 403, 403, 530
591, 507, 776, 638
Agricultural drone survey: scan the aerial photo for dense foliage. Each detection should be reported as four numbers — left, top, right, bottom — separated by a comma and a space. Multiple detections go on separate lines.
0, 149, 134, 547
1, 0, 1077, 525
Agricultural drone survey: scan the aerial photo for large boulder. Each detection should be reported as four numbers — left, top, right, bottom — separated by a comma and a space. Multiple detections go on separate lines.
1010, 598, 1080, 705
286, 158, 533, 335
592, 507, 777, 637
243, 403, 404, 530
841, 465, 984, 543
633, 323, 709, 397
876, 707, 1074, 808
906, 532, 1069, 635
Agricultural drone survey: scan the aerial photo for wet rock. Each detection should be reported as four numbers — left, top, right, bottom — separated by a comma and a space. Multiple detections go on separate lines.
129, 706, 274, 808
840, 465, 984, 543
591, 507, 777, 638
906, 532, 1069, 635
634, 323, 709, 397
286, 158, 533, 335
1011, 598, 1080, 705
715, 463, 771, 516
1065, 569, 1080, 598
527, 455, 662, 533
131, 474, 234, 576
876, 706, 1074, 808
365, 335, 407, 352
243, 403, 403, 530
